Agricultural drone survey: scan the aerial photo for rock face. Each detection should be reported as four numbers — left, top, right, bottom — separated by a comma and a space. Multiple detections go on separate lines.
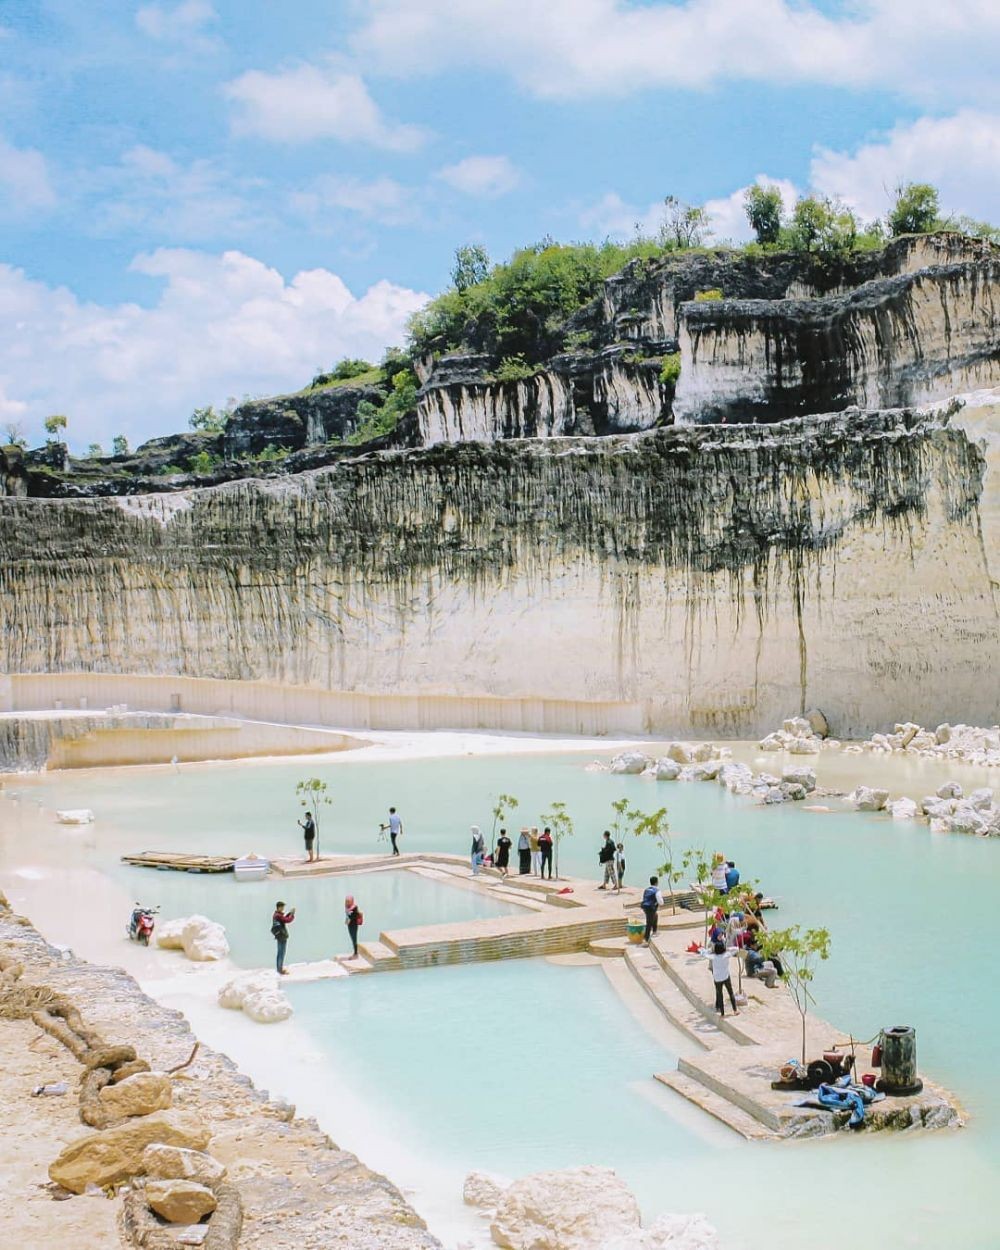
49, 1110, 211, 1193
224, 383, 386, 458
1, 393, 999, 738
145, 1178, 218, 1224
490, 1165, 641, 1250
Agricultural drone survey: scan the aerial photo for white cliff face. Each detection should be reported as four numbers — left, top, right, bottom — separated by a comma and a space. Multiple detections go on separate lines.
417, 362, 661, 444
417, 372, 574, 444
674, 260, 1000, 424
1, 397, 997, 739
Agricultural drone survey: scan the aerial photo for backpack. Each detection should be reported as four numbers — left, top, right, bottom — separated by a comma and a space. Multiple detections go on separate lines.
641, 886, 659, 911
355, 910, 364, 926
271, 920, 285, 939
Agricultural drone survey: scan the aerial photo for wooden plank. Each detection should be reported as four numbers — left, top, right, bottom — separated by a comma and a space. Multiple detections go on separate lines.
121, 851, 235, 873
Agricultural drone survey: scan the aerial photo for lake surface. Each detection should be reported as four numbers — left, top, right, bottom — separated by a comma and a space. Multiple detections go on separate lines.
3, 746, 999, 1248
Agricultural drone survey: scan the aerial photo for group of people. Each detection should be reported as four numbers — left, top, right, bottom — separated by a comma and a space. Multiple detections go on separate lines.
270, 894, 364, 974
480, 826, 554, 879
635, 851, 779, 1019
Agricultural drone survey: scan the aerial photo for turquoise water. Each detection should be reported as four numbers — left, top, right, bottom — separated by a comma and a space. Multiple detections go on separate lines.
116, 869, 526, 967
8, 750, 1000, 1248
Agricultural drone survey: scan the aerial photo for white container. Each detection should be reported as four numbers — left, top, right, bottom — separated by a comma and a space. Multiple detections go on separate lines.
234, 854, 270, 882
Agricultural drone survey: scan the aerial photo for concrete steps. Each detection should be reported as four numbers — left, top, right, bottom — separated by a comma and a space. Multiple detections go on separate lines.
353, 940, 402, 972
623, 946, 721, 1050
654, 1070, 772, 1140
648, 938, 757, 1046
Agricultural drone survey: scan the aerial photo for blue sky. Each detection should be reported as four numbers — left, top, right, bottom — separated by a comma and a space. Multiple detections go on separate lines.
1, 0, 998, 448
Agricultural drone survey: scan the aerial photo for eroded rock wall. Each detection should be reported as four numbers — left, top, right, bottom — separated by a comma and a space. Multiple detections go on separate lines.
2, 396, 997, 737
674, 260, 1000, 424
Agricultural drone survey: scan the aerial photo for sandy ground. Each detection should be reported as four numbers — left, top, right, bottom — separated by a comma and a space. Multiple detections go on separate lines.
0, 1017, 120, 1247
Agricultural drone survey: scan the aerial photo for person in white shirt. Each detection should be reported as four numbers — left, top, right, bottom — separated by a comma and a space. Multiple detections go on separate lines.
705, 941, 740, 1016
710, 853, 729, 893
383, 807, 403, 857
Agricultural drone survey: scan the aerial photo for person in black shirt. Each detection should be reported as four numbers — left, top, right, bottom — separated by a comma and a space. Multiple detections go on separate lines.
597, 830, 617, 889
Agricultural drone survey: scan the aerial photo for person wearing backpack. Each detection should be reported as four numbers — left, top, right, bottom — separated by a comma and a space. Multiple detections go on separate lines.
598, 831, 617, 889
641, 876, 663, 945
345, 895, 363, 958
271, 901, 295, 974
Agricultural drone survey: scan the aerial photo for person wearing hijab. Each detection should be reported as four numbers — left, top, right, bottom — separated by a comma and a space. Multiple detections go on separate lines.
517, 828, 531, 875
344, 895, 362, 958
470, 825, 486, 875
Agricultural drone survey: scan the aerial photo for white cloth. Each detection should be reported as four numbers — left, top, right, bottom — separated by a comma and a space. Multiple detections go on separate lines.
711, 864, 728, 890
388, 813, 402, 835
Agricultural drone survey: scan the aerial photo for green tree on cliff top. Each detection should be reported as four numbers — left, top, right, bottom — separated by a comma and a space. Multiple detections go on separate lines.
744, 184, 784, 245
888, 183, 942, 237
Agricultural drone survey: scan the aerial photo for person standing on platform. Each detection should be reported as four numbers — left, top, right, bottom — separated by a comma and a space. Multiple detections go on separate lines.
641, 877, 663, 945
299, 811, 316, 862
495, 828, 512, 878
529, 827, 542, 876
271, 901, 295, 974
517, 828, 531, 875
538, 827, 554, 879
344, 895, 362, 959
598, 831, 617, 889
382, 807, 403, 857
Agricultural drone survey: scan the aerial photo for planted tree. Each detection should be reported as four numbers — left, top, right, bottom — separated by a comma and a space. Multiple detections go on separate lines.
295, 778, 332, 860
490, 791, 519, 854
759, 925, 831, 1064
540, 800, 575, 880
630, 806, 685, 912
44, 414, 68, 442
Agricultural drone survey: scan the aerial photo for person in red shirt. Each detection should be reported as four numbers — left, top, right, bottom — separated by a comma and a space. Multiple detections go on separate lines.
271, 902, 295, 975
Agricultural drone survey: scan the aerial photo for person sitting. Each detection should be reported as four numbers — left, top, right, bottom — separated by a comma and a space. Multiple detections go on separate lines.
725, 860, 740, 891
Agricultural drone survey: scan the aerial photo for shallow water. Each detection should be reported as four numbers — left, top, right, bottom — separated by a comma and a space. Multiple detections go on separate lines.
4, 746, 1000, 1249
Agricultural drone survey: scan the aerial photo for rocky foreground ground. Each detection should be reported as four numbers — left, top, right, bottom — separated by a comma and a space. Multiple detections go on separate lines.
0, 893, 441, 1250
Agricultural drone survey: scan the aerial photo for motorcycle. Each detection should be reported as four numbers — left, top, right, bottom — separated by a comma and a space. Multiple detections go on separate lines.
127, 903, 159, 945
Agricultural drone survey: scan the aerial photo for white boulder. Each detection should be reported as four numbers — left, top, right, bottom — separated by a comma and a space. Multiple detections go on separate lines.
690, 743, 717, 763
610, 752, 649, 776
490, 1166, 641, 1250
653, 759, 682, 781
782, 716, 811, 737
886, 798, 919, 820
757, 733, 785, 752
218, 971, 292, 1024
969, 788, 994, 811
56, 809, 95, 825
717, 762, 753, 791
464, 1171, 509, 1210
98, 1072, 172, 1118
787, 737, 821, 755
781, 766, 816, 793
156, 915, 229, 961
181, 916, 229, 962
666, 742, 694, 765
937, 782, 963, 800
945, 802, 990, 835
690, 760, 721, 781
849, 786, 889, 812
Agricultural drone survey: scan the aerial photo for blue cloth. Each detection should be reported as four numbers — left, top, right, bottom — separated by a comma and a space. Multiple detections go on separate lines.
725, 867, 740, 890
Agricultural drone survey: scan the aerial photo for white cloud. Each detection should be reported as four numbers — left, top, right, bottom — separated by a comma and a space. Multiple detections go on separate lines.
290, 175, 416, 226
136, 0, 219, 50
437, 155, 521, 198
0, 250, 427, 449
352, 0, 1000, 105
811, 111, 1000, 223
703, 176, 799, 243
578, 192, 665, 239
86, 145, 267, 241
224, 64, 428, 151
0, 134, 56, 211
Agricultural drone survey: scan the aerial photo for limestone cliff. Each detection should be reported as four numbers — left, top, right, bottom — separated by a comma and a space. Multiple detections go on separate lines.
2, 393, 997, 737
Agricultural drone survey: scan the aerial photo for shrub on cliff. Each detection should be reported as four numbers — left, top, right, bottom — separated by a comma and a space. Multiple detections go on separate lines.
744, 184, 784, 246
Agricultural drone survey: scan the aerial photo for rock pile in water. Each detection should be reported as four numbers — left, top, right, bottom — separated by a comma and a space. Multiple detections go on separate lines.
464, 1165, 719, 1250
844, 722, 1000, 766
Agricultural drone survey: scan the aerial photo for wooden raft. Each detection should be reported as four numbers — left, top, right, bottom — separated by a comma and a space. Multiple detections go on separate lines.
121, 851, 235, 874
